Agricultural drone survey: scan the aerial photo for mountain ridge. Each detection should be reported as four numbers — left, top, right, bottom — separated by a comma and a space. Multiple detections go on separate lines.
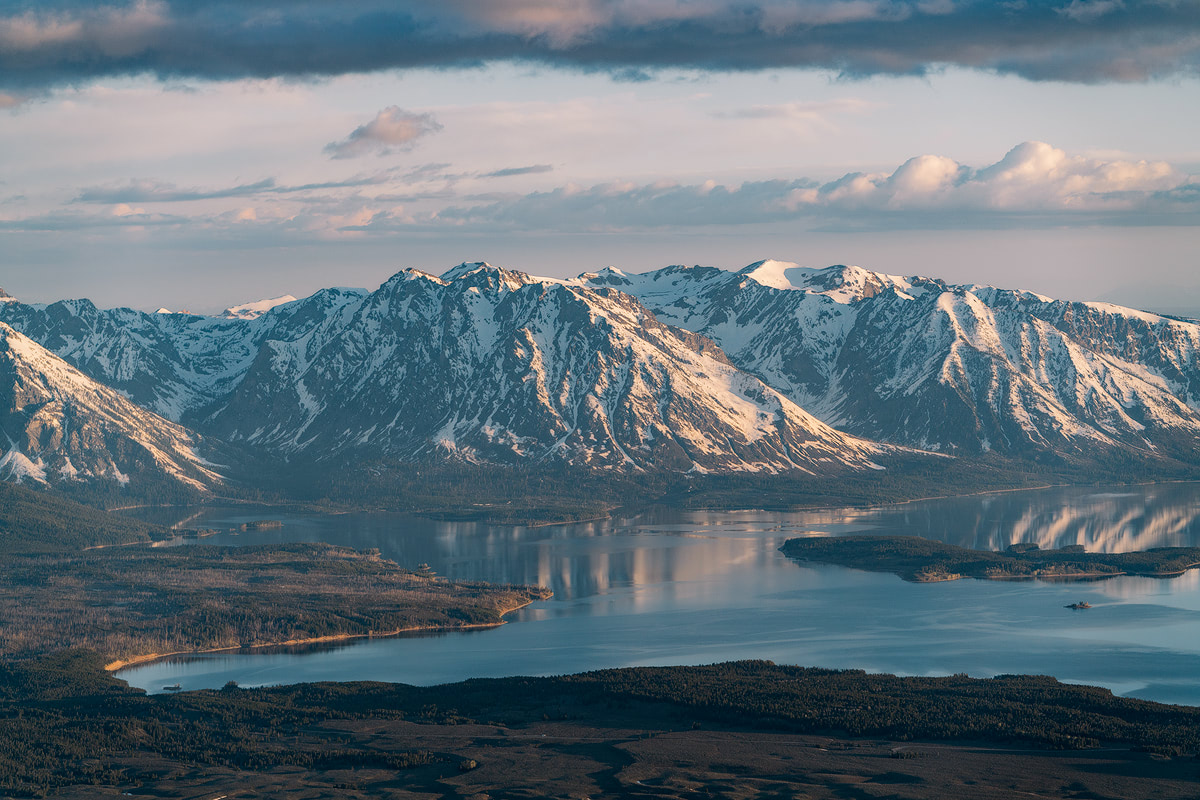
2, 259, 1198, 494
0, 322, 225, 492
578, 262, 1200, 464
197, 264, 894, 473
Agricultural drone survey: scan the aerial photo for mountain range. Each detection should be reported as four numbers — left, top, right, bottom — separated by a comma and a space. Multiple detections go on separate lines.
581, 260, 1200, 462
1, 261, 1197, 497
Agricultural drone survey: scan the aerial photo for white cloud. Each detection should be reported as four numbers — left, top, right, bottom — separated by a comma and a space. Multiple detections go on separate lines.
797, 141, 1186, 214
5, 141, 1195, 250
324, 106, 443, 159
397, 141, 1199, 232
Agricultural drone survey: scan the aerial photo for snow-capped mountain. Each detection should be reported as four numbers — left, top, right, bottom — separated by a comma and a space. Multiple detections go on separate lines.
6, 258, 1199, 478
200, 263, 890, 472
222, 294, 299, 320
0, 322, 224, 490
0, 288, 367, 421
579, 261, 1200, 460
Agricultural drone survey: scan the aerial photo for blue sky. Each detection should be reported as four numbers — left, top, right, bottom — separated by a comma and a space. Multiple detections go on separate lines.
2, 1, 1199, 313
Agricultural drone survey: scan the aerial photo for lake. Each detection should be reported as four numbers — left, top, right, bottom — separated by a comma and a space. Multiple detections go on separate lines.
118, 483, 1200, 705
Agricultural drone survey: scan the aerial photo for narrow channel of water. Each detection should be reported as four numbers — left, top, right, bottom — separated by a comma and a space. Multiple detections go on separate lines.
118, 484, 1200, 705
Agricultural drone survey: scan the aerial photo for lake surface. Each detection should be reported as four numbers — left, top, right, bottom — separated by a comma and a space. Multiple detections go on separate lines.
119, 484, 1200, 705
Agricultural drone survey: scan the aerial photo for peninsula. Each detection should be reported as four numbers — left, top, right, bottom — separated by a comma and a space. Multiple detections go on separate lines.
780, 535, 1200, 583
0, 542, 550, 666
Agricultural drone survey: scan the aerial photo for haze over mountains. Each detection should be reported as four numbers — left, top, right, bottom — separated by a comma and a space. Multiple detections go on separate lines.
1, 259, 1198, 495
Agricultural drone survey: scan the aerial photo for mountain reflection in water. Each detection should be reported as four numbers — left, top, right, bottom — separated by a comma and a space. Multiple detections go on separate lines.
135, 485, 1200, 602
118, 483, 1200, 705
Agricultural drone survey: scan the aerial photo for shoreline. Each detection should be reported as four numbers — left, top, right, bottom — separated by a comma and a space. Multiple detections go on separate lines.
106, 597, 540, 673
108, 479, 1200, 533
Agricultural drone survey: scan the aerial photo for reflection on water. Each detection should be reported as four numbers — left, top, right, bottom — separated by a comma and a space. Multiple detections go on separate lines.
118, 484, 1200, 706
870, 485, 1200, 552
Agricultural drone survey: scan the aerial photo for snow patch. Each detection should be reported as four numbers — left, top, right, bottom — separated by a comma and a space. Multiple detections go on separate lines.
222, 294, 299, 320
0, 448, 47, 484
1082, 302, 1165, 325
738, 259, 806, 290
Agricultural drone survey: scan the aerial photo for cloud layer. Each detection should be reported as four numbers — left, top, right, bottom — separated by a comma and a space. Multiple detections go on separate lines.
387, 142, 1200, 232
11, 142, 1198, 240
3, 1, 1200, 90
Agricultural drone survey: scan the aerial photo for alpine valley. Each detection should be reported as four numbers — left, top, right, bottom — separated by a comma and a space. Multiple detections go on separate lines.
2, 259, 1199, 514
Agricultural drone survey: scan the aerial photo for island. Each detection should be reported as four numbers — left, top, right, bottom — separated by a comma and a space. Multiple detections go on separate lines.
239, 519, 283, 531
780, 535, 1200, 582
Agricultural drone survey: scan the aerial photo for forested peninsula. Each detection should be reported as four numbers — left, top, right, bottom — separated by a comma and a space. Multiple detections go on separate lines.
781, 535, 1200, 582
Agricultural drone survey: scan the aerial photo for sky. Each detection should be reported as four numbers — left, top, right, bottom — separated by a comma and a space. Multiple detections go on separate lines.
1, 1, 1199, 314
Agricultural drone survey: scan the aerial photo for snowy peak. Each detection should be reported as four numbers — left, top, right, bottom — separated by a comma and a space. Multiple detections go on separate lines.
0, 323, 223, 490
0, 287, 16, 304
0, 284, 375, 423
440, 261, 497, 281
577, 266, 632, 287
221, 294, 298, 319
438, 261, 563, 292
737, 259, 807, 290
603, 261, 1200, 463
203, 267, 893, 474
7, 257, 1199, 478
738, 261, 919, 302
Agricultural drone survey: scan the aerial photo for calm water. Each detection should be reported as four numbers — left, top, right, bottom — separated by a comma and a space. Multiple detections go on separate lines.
119, 484, 1200, 705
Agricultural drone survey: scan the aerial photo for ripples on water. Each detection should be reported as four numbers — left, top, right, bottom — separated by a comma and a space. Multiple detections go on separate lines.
119, 484, 1200, 706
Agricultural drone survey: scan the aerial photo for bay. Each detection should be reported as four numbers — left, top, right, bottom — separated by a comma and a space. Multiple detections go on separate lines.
118, 483, 1200, 705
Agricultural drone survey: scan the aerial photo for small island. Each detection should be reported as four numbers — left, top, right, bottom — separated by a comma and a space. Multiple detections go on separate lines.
239, 519, 284, 531
780, 535, 1200, 583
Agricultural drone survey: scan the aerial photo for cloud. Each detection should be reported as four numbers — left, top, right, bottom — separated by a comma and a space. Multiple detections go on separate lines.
2, 1, 1200, 90
358, 142, 1199, 232
0, 208, 185, 231
76, 177, 276, 203
23, 141, 1198, 242
713, 99, 871, 121
324, 106, 442, 159
73, 172, 406, 203
1059, 1, 1126, 23
481, 164, 554, 178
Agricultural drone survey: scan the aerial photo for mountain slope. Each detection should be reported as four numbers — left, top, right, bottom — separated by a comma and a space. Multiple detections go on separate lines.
201, 264, 891, 473
9, 258, 1198, 477
0, 288, 368, 421
0, 322, 224, 491
579, 261, 1200, 462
